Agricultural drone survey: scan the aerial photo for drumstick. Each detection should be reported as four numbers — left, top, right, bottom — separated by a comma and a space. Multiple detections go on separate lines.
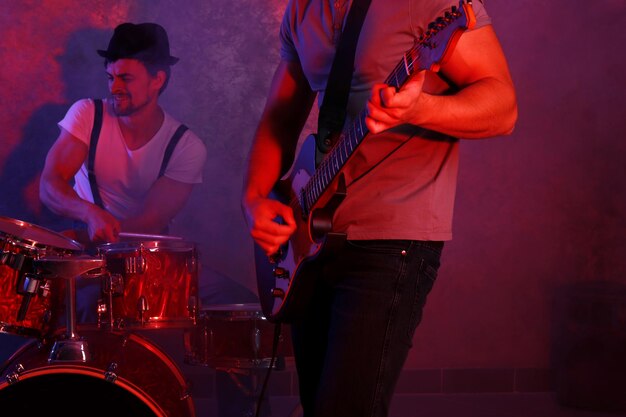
118, 232, 184, 241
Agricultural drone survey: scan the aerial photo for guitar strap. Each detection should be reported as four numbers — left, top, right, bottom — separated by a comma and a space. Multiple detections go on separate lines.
315, 0, 372, 167
87, 99, 188, 208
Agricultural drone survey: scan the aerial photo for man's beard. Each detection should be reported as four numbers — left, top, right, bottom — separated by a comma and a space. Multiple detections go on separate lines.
111, 93, 133, 116
111, 93, 149, 116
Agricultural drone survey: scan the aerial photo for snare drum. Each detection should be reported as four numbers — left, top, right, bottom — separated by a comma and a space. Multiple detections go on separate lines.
0, 216, 83, 338
0, 327, 195, 417
184, 303, 292, 369
98, 239, 198, 329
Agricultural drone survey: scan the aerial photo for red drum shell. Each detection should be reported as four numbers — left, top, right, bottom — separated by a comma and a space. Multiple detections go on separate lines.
98, 240, 198, 329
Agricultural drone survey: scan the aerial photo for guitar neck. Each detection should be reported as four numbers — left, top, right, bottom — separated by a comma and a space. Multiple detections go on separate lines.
298, 1, 473, 217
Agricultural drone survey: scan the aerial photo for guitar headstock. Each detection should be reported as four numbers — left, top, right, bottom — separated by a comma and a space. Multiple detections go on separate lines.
411, 1, 477, 73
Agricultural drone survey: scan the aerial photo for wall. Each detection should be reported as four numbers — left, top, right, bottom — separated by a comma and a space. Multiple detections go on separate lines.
1, 0, 625, 384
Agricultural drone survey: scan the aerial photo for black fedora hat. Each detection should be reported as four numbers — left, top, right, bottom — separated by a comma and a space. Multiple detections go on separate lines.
97, 22, 179, 65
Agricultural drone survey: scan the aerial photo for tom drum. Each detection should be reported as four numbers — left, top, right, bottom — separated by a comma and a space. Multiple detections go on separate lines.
98, 239, 198, 329
184, 303, 292, 370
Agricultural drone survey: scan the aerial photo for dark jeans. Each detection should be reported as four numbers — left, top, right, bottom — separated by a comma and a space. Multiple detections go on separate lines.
291, 239, 443, 417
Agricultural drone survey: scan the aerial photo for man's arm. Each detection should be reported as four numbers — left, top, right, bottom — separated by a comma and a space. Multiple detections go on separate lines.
120, 176, 194, 235
40, 129, 121, 243
241, 59, 316, 256
366, 25, 518, 138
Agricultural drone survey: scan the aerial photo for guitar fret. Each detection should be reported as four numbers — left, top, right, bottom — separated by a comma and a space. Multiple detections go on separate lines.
403, 53, 411, 76
301, 190, 308, 214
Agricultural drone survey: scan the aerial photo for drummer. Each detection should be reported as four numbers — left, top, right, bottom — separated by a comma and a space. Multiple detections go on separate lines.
39, 22, 206, 247
39, 23, 206, 322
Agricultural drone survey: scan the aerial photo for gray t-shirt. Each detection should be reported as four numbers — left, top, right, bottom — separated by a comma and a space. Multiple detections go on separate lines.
280, 0, 491, 241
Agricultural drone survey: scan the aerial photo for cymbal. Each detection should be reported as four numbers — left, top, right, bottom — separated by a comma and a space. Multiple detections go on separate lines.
0, 216, 83, 252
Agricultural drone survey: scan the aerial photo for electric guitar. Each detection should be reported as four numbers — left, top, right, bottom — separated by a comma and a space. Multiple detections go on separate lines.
255, 0, 477, 323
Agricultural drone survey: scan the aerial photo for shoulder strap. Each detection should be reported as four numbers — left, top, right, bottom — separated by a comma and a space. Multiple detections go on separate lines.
316, 0, 372, 166
88, 99, 105, 208
158, 124, 189, 178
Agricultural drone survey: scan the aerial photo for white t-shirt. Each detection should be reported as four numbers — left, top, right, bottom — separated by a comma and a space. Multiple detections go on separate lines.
58, 98, 207, 220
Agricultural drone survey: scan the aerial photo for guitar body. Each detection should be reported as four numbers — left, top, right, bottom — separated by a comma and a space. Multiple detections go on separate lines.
254, 1, 475, 323
255, 135, 346, 322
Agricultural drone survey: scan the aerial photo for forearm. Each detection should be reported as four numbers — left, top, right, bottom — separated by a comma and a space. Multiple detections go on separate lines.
120, 179, 193, 234
39, 176, 97, 223
416, 76, 518, 139
242, 127, 292, 204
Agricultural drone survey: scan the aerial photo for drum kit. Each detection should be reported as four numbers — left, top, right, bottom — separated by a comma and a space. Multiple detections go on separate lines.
0, 215, 292, 417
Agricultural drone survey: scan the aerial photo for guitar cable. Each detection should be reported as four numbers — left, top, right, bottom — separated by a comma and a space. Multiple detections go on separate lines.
255, 321, 283, 417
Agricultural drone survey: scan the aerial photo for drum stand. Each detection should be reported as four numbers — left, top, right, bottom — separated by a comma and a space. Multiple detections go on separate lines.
33, 257, 104, 363
218, 366, 269, 417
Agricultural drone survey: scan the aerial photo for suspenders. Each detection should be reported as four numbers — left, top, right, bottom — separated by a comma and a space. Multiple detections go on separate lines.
88, 99, 188, 208
88, 99, 105, 208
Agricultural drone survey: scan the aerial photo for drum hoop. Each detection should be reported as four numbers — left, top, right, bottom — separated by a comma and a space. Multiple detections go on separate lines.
98, 240, 196, 254
0, 365, 165, 416
0, 323, 44, 339
200, 304, 265, 320
200, 358, 280, 370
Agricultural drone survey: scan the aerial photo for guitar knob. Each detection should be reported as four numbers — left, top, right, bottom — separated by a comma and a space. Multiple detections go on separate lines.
273, 267, 289, 279
271, 288, 285, 299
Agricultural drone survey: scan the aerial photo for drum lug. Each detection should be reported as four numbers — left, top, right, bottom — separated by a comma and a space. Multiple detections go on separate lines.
188, 296, 197, 323
5, 363, 25, 385
186, 255, 196, 274
125, 254, 146, 274
180, 386, 192, 401
251, 327, 261, 356
104, 362, 118, 383
137, 295, 149, 326
1, 247, 27, 271
39, 279, 51, 297
96, 298, 108, 328
113, 318, 126, 330
106, 273, 125, 296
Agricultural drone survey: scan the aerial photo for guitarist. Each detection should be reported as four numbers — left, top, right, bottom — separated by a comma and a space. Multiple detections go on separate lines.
242, 1, 517, 416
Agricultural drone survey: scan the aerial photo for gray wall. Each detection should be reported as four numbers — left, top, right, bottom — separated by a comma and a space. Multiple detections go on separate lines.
1, 0, 625, 371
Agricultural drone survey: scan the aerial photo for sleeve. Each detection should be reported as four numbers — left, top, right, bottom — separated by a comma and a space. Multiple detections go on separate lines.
57, 98, 95, 146
279, 0, 299, 62
163, 130, 207, 184
468, 0, 491, 29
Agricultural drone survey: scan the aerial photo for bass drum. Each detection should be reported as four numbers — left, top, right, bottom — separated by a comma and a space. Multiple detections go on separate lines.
0, 328, 195, 417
